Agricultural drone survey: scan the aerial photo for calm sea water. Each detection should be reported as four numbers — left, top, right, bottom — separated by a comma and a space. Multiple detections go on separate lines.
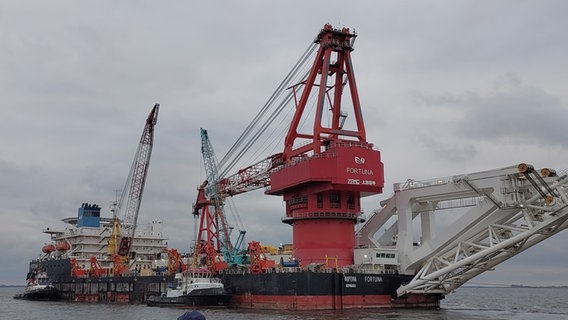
2, 286, 567, 320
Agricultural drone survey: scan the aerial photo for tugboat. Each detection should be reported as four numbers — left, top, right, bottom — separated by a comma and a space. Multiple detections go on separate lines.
14, 270, 61, 301
146, 268, 230, 307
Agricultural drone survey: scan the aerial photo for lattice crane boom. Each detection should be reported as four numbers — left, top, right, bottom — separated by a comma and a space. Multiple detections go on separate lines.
115, 103, 159, 257
198, 129, 233, 253
193, 128, 257, 272
216, 153, 283, 197
201, 128, 222, 202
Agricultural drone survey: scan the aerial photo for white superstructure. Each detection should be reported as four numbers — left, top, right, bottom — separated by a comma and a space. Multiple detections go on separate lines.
41, 204, 168, 272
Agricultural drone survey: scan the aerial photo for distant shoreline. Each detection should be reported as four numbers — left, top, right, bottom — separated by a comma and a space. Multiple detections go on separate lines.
0, 285, 25, 288
464, 285, 568, 289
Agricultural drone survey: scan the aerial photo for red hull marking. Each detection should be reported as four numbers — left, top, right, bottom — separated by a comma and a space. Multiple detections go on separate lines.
73, 293, 131, 303
230, 294, 421, 310
74, 294, 98, 302
393, 293, 440, 308
114, 293, 130, 303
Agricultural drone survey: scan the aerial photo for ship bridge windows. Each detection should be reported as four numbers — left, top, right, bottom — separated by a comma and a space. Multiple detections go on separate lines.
289, 196, 307, 204
347, 192, 355, 210
330, 193, 341, 208
376, 252, 396, 259
289, 196, 308, 209
354, 248, 399, 272
317, 193, 323, 208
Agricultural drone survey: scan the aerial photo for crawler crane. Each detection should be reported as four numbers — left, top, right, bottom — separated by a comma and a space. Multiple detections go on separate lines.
192, 129, 248, 273
107, 103, 159, 274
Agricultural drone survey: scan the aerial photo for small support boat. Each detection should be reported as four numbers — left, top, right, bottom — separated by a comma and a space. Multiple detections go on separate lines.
14, 270, 62, 301
147, 268, 230, 307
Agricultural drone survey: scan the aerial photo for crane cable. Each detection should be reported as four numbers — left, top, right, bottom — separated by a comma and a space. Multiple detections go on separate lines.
217, 41, 318, 178
217, 43, 313, 177
244, 53, 318, 166
210, 41, 318, 244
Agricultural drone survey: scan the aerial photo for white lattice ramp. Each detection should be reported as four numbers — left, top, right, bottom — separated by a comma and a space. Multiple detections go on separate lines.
356, 164, 568, 297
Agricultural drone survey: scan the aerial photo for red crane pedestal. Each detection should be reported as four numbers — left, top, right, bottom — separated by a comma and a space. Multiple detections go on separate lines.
270, 143, 383, 267
292, 218, 356, 268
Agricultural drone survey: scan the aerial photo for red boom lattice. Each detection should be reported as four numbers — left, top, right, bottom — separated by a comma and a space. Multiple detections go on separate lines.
193, 182, 228, 273
117, 104, 159, 257
283, 24, 368, 159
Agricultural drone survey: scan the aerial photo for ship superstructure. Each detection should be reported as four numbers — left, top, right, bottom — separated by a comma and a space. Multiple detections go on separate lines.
40, 203, 167, 273
24, 104, 175, 303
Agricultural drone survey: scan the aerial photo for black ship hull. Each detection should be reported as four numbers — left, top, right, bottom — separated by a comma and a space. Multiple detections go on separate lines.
220, 270, 441, 310
29, 258, 441, 309
146, 291, 230, 307
13, 286, 62, 301
30, 258, 173, 303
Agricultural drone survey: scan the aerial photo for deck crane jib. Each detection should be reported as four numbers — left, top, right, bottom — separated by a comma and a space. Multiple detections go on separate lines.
108, 103, 159, 263
192, 128, 247, 273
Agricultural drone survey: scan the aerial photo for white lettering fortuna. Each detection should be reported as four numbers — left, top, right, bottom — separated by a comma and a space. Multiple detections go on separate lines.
346, 167, 374, 175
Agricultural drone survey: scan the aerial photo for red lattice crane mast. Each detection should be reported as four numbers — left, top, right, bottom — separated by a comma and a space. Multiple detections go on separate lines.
192, 180, 229, 272
191, 129, 234, 273
108, 104, 160, 261
216, 24, 384, 268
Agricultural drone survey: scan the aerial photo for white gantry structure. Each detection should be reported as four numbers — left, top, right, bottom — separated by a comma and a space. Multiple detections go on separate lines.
355, 163, 568, 297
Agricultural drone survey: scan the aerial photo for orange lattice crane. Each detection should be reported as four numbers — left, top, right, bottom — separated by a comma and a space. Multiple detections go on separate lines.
248, 241, 275, 274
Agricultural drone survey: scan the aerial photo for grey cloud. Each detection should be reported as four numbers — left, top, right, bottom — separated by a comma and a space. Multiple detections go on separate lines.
419, 135, 477, 163
460, 80, 568, 146
413, 74, 568, 149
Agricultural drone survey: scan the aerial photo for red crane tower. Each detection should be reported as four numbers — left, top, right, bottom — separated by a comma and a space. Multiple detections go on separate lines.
267, 24, 384, 267
192, 180, 229, 272
210, 24, 384, 269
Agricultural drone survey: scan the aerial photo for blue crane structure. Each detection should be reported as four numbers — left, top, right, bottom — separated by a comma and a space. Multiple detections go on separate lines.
192, 128, 248, 271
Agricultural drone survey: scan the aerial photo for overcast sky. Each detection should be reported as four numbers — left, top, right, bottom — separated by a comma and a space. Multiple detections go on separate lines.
2, 1, 568, 287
